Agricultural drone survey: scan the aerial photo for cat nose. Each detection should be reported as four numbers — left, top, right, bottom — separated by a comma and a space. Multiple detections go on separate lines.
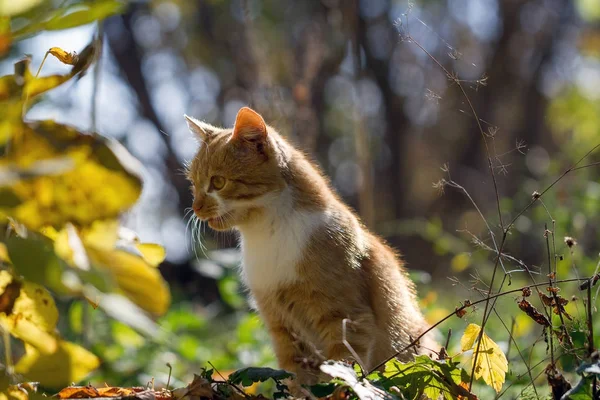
192, 194, 205, 213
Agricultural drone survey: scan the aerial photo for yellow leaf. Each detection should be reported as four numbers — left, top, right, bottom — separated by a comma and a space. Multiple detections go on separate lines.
15, 341, 100, 387
81, 219, 119, 250
0, 242, 8, 262
513, 313, 534, 338
0, 384, 28, 400
28, 47, 80, 99
451, 252, 471, 272
461, 323, 508, 393
53, 227, 74, 267
0, 40, 100, 146
0, 56, 73, 101
114, 227, 166, 266
0, 273, 59, 353
135, 243, 166, 267
23, 73, 71, 99
52, 224, 89, 271
0, 121, 142, 229
11, 278, 58, 331
460, 323, 480, 351
0, 315, 57, 354
47, 47, 79, 65
87, 248, 170, 316
0, 0, 44, 17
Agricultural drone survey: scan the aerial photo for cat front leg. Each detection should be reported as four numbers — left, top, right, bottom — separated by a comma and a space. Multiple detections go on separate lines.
314, 313, 378, 369
263, 318, 322, 393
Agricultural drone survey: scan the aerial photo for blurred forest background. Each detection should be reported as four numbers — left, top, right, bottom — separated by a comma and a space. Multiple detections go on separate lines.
2, 0, 600, 396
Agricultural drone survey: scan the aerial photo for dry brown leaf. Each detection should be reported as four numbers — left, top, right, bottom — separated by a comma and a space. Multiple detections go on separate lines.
0, 280, 21, 314
187, 379, 212, 397
56, 385, 152, 399
56, 385, 100, 399
518, 299, 551, 327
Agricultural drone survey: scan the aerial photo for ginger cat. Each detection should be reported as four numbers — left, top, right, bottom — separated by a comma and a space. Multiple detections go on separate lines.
185, 107, 436, 386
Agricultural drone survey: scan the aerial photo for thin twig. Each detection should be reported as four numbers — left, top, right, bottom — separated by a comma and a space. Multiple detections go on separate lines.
398, 29, 507, 390
587, 284, 595, 357
494, 313, 539, 399
505, 143, 600, 231
589, 283, 597, 399
444, 329, 452, 350
166, 362, 172, 390
342, 318, 367, 377
208, 361, 249, 399
544, 225, 555, 367
91, 22, 104, 132
505, 318, 515, 363
367, 277, 593, 374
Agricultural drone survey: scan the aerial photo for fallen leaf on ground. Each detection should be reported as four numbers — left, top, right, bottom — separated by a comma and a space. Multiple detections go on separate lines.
56, 385, 137, 399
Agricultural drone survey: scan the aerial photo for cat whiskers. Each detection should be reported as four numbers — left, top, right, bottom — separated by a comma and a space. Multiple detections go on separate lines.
195, 216, 208, 257
183, 207, 194, 252
186, 207, 235, 257
184, 207, 208, 259
214, 210, 235, 247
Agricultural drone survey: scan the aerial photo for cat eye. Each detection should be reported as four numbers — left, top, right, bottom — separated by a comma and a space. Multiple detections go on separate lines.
211, 175, 226, 190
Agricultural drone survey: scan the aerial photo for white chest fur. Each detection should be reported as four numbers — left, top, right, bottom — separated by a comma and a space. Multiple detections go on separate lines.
238, 208, 328, 291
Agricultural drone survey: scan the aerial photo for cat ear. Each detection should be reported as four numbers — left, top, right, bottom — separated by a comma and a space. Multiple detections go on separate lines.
232, 107, 267, 142
184, 114, 217, 142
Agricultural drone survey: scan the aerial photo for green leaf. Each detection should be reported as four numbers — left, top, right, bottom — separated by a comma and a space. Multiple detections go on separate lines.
309, 383, 337, 398
44, 0, 125, 31
201, 368, 214, 380
68, 301, 83, 334
12, 0, 125, 39
320, 361, 397, 400
563, 375, 593, 400
228, 367, 293, 387
217, 274, 245, 309
5, 234, 67, 293
375, 356, 474, 400
0, 188, 21, 207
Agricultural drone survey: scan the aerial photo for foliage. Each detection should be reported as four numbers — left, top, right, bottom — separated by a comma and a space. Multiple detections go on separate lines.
1, 0, 124, 44
369, 356, 475, 400
228, 367, 293, 387
460, 323, 508, 393
1, 1, 600, 399
0, 0, 170, 390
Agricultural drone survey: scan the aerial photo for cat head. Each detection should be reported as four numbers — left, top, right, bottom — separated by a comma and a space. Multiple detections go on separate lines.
185, 107, 288, 230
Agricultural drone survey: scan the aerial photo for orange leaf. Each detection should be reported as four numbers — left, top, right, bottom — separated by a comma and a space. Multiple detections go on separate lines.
56, 386, 100, 399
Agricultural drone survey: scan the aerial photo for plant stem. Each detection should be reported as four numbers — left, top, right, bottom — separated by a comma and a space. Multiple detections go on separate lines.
368, 276, 593, 374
